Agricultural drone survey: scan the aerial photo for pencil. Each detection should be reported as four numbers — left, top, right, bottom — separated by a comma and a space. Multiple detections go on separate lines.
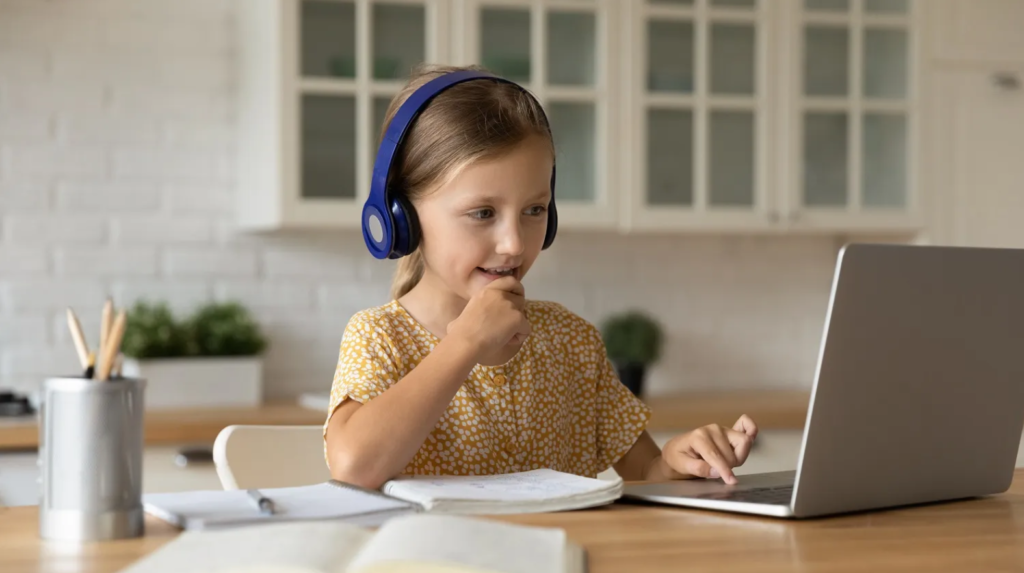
96, 310, 127, 381
100, 299, 113, 356
66, 308, 90, 370
84, 351, 96, 379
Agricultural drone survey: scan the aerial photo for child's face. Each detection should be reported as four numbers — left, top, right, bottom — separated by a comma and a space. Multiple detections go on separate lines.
414, 135, 554, 301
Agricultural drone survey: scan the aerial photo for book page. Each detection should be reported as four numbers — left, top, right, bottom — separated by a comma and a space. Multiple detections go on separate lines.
143, 482, 415, 529
346, 515, 565, 573
383, 469, 617, 503
118, 521, 372, 573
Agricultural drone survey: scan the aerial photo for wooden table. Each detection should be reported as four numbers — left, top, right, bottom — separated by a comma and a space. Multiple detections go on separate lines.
4, 470, 1024, 573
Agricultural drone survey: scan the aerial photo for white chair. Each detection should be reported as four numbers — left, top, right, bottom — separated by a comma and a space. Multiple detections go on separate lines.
212, 425, 331, 490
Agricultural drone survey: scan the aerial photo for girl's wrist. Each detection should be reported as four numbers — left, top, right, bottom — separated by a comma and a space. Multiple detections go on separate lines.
644, 455, 678, 481
436, 332, 482, 371
641, 454, 662, 481
644, 447, 689, 481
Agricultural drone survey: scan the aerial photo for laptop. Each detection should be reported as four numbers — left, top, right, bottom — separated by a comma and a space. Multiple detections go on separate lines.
624, 243, 1024, 518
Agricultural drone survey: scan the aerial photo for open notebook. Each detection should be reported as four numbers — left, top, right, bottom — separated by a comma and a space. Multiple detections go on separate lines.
144, 469, 622, 530
118, 514, 586, 573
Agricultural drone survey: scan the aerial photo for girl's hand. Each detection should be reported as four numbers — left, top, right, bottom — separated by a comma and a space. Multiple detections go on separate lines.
446, 276, 531, 365
660, 415, 758, 485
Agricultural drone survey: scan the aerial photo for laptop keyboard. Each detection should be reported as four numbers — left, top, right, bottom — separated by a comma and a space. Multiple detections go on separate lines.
694, 485, 794, 505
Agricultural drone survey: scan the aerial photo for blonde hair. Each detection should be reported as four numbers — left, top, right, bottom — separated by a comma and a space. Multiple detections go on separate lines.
382, 64, 553, 300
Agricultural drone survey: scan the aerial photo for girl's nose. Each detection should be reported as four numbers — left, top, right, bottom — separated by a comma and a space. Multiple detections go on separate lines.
495, 220, 525, 256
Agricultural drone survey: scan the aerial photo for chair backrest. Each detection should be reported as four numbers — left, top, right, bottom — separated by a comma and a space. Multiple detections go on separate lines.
213, 425, 331, 490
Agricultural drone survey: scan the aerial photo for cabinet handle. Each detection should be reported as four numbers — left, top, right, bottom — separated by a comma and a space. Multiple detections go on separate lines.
993, 72, 1020, 91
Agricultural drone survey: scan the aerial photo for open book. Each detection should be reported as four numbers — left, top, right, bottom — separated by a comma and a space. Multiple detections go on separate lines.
381, 468, 622, 514
144, 469, 622, 530
118, 514, 586, 573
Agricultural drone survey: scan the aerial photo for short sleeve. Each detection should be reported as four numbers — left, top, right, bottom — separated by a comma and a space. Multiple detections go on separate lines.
322, 311, 402, 441
590, 329, 652, 472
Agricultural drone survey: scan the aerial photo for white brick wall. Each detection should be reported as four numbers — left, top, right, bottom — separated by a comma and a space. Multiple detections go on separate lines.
112, 217, 215, 245
4, 215, 108, 246
56, 181, 163, 213
0, 0, 842, 400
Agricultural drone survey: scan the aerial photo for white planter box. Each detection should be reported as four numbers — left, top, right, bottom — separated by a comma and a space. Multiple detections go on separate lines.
121, 357, 263, 410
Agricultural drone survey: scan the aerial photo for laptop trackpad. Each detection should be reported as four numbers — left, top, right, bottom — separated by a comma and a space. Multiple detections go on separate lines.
624, 470, 797, 500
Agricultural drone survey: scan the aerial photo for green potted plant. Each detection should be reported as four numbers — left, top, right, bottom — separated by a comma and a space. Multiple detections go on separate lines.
120, 301, 267, 410
600, 311, 664, 398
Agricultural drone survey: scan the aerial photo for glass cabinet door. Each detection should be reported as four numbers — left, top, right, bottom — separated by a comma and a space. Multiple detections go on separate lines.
301, 94, 358, 199
462, 0, 616, 229
298, 0, 361, 204
634, 0, 767, 229
796, 0, 914, 222
293, 0, 440, 225
481, 7, 532, 83
546, 9, 599, 206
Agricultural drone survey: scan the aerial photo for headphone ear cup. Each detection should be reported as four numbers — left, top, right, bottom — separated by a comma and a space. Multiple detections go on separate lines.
542, 166, 558, 250
389, 193, 421, 257
401, 195, 421, 254
543, 198, 558, 250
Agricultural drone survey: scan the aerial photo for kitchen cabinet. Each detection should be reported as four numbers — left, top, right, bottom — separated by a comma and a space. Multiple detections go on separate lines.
626, 0, 922, 232
926, 0, 1024, 249
238, 0, 924, 234
930, 0, 1024, 66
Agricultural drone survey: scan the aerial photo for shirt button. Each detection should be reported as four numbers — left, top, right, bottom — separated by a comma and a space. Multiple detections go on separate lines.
493, 374, 507, 386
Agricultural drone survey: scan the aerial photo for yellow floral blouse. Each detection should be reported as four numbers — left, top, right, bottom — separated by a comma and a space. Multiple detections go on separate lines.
323, 299, 651, 478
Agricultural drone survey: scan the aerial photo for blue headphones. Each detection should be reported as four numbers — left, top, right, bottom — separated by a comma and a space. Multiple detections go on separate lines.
362, 70, 558, 260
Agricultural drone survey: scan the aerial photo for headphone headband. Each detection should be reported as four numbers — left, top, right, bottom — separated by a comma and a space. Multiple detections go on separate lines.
362, 70, 557, 260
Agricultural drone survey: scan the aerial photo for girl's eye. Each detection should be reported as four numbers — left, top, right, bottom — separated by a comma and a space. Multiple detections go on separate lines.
470, 208, 495, 220
525, 205, 547, 216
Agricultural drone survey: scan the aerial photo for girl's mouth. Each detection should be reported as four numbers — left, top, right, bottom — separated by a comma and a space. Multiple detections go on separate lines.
477, 266, 519, 280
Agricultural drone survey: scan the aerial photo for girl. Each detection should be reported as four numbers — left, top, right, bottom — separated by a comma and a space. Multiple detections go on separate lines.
324, 64, 758, 489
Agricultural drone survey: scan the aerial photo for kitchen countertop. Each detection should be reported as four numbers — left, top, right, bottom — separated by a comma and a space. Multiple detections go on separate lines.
0, 390, 812, 452
0, 401, 328, 450
644, 390, 810, 431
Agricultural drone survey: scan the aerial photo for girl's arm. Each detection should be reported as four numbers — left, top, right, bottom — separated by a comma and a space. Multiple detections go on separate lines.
613, 431, 666, 481
614, 416, 759, 484
326, 334, 478, 489
326, 276, 531, 489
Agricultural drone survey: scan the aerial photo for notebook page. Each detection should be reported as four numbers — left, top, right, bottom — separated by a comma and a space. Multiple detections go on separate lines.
382, 469, 616, 503
143, 482, 415, 529
346, 515, 565, 573
118, 521, 371, 573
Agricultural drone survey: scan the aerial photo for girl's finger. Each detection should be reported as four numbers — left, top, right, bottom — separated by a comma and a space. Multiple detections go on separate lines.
691, 436, 738, 485
708, 427, 739, 467
727, 428, 755, 465
733, 414, 758, 438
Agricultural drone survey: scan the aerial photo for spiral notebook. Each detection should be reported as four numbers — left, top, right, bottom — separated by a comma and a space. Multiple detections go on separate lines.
143, 469, 622, 530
